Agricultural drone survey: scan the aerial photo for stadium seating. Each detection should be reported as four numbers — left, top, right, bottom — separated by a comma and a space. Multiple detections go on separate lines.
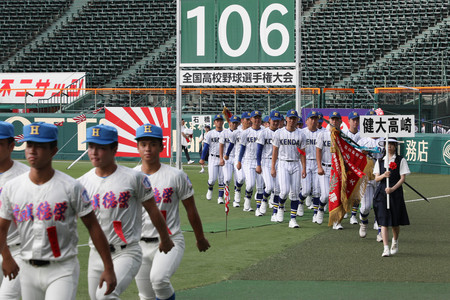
0, 0, 73, 62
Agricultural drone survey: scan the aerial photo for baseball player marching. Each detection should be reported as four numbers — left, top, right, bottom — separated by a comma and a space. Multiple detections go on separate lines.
78, 124, 173, 299
134, 124, 210, 300
316, 112, 343, 226
343, 111, 362, 224
219, 115, 240, 207
0, 121, 29, 300
199, 114, 225, 204
255, 110, 282, 217
237, 110, 265, 212
0, 122, 116, 300
271, 110, 306, 228
299, 111, 321, 219
225, 112, 252, 207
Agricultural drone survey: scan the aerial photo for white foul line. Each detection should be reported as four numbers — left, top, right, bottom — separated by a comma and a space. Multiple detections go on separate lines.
406, 194, 450, 203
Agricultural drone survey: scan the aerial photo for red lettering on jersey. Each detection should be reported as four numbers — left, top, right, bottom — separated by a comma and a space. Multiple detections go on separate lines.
37, 201, 53, 221
162, 188, 173, 204
118, 191, 130, 208
153, 188, 161, 203
102, 192, 117, 208
53, 202, 68, 221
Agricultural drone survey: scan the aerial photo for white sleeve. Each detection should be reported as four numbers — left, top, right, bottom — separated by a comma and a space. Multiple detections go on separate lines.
136, 172, 155, 203
316, 132, 324, 149
373, 160, 380, 175
399, 157, 410, 176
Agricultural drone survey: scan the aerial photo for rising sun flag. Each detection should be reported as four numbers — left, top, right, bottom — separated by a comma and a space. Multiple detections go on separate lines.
328, 128, 375, 226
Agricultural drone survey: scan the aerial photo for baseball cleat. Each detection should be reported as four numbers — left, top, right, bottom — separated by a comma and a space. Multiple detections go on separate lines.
296, 203, 304, 217
234, 191, 241, 203
350, 215, 358, 224
188, 160, 194, 164
276, 207, 285, 222
206, 189, 212, 200
243, 197, 253, 211
232, 201, 240, 208
312, 214, 317, 223
376, 233, 383, 242
373, 220, 379, 230
390, 239, 398, 255
316, 210, 324, 225
199, 168, 205, 173
333, 222, 343, 230
255, 208, 263, 217
382, 247, 390, 257
268, 194, 275, 208
343, 213, 348, 219
260, 201, 267, 215
288, 218, 300, 228
217, 197, 224, 204
270, 213, 278, 223
359, 223, 367, 238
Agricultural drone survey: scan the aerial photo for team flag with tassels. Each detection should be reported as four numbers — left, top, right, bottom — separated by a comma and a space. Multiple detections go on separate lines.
222, 102, 232, 124
328, 128, 374, 226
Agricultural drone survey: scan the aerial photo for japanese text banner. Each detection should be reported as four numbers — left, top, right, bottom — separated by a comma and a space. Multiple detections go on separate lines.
360, 115, 415, 138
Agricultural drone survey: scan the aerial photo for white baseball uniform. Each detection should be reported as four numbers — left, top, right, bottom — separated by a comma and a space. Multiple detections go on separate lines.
239, 127, 264, 197
316, 130, 332, 204
78, 165, 154, 299
272, 127, 305, 217
0, 161, 29, 300
231, 127, 245, 189
219, 128, 235, 186
134, 163, 193, 300
358, 137, 382, 221
0, 170, 92, 300
257, 127, 280, 197
300, 128, 320, 199
202, 129, 224, 198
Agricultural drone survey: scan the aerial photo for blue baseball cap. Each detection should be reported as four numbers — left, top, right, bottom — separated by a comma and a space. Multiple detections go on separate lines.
250, 110, 262, 118
213, 114, 224, 121
306, 110, 319, 119
83, 124, 118, 144
230, 115, 241, 123
0, 121, 14, 139
329, 111, 341, 119
21, 122, 58, 143
241, 112, 251, 119
298, 117, 303, 124
318, 112, 324, 123
286, 109, 299, 118
348, 111, 360, 119
262, 116, 269, 123
269, 110, 282, 121
366, 109, 376, 116
135, 123, 163, 140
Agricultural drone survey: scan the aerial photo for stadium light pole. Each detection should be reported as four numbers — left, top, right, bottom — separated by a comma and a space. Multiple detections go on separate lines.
175, 0, 182, 169
295, 0, 302, 113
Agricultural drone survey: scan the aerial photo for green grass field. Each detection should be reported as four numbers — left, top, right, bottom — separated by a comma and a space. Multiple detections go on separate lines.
46, 161, 450, 299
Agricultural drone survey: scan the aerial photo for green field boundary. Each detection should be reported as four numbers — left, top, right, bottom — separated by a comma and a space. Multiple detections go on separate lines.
177, 280, 450, 300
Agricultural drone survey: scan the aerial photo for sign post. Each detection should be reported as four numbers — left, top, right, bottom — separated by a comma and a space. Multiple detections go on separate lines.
360, 114, 415, 209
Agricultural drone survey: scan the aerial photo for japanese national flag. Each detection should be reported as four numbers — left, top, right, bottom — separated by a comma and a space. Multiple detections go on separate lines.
73, 114, 87, 124
54, 121, 64, 126
92, 107, 104, 115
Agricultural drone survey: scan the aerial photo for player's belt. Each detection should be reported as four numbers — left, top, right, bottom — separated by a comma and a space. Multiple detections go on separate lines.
210, 154, 220, 157
141, 237, 159, 243
322, 163, 332, 167
29, 259, 50, 267
109, 244, 127, 253
280, 159, 298, 162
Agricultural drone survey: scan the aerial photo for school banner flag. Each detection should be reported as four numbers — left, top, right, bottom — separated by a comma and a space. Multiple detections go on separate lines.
328, 128, 375, 226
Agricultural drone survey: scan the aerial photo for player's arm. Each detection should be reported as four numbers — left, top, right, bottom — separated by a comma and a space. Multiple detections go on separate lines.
300, 148, 307, 178
316, 147, 324, 175
219, 143, 225, 166
271, 145, 279, 178
255, 143, 263, 174
142, 197, 174, 253
236, 144, 246, 170
0, 218, 19, 281
182, 196, 210, 252
199, 143, 210, 165
81, 211, 117, 295
225, 142, 234, 160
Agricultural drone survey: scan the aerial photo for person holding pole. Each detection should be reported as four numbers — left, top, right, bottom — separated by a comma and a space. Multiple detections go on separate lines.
373, 137, 410, 257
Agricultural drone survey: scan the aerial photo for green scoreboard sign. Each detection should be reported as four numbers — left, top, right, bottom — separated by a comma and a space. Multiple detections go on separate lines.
181, 0, 295, 66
